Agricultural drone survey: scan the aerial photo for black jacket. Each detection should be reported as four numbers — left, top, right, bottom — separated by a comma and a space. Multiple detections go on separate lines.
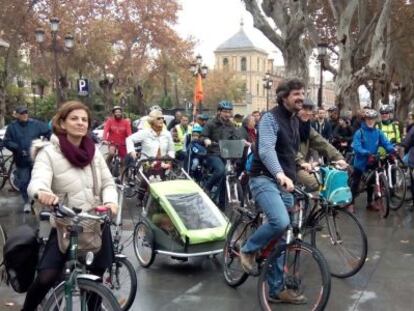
311, 119, 332, 141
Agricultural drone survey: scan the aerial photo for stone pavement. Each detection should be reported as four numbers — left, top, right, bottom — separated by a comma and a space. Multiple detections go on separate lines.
1, 184, 414, 311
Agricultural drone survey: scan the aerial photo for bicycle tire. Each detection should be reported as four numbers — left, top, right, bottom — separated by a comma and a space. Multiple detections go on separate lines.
103, 256, 137, 311
311, 207, 368, 278
8, 162, 19, 192
43, 278, 121, 310
223, 216, 254, 287
121, 165, 138, 198
133, 220, 155, 268
111, 157, 121, 178
0, 163, 7, 190
0, 225, 7, 265
389, 164, 406, 210
378, 174, 390, 218
257, 241, 331, 311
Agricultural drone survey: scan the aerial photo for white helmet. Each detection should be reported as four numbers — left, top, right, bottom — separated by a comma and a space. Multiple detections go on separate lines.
149, 105, 162, 112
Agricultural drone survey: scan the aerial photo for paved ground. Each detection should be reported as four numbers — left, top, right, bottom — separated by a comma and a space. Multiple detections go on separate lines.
1, 182, 414, 311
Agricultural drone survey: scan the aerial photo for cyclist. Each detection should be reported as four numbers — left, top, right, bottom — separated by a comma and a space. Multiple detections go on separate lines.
195, 113, 209, 130
172, 114, 192, 160
349, 109, 395, 213
24, 101, 117, 311
331, 117, 353, 155
201, 100, 247, 209
103, 106, 132, 166
376, 105, 401, 158
3, 106, 50, 213
296, 99, 347, 191
240, 79, 307, 304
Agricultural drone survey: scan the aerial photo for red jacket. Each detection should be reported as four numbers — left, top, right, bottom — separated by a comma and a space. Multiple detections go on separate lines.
103, 118, 132, 146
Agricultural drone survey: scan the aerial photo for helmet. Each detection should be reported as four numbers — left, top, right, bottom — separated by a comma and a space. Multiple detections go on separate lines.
217, 100, 233, 110
112, 106, 122, 113
149, 105, 162, 112
197, 113, 209, 120
379, 105, 392, 114
364, 109, 379, 119
192, 123, 203, 133
302, 98, 315, 109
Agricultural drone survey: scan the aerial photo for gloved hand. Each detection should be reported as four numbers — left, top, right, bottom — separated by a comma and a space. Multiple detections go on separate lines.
367, 154, 377, 166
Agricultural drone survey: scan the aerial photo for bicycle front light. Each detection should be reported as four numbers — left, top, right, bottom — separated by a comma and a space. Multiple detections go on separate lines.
85, 251, 95, 266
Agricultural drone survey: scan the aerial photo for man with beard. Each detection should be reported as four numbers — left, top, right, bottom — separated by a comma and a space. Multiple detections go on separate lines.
296, 99, 347, 191
240, 79, 307, 304
103, 106, 132, 166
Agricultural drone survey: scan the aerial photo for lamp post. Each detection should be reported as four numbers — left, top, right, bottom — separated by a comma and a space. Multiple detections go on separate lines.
190, 54, 208, 118
262, 71, 273, 111
34, 18, 74, 107
317, 43, 328, 108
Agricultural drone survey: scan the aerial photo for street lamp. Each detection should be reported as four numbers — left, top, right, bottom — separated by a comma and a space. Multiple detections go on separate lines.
34, 18, 74, 107
190, 54, 208, 118
262, 71, 273, 111
317, 42, 328, 108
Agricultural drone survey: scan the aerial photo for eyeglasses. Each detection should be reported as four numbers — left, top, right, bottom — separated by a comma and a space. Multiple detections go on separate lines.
157, 117, 164, 120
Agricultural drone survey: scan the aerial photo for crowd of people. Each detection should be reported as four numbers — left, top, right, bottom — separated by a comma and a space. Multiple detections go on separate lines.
2, 77, 414, 308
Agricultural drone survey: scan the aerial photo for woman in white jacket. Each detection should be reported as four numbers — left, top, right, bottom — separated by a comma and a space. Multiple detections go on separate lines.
126, 109, 175, 159
23, 101, 118, 311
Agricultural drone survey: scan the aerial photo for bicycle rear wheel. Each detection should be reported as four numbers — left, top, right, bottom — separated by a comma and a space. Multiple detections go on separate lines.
257, 241, 331, 311
378, 174, 391, 218
389, 164, 406, 210
0, 225, 6, 265
223, 216, 256, 287
0, 162, 7, 190
311, 207, 368, 278
103, 256, 137, 310
8, 162, 19, 192
121, 165, 138, 198
43, 278, 121, 310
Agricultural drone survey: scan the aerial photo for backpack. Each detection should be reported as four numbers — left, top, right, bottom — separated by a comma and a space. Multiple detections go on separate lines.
245, 147, 254, 172
319, 167, 352, 206
3, 225, 39, 293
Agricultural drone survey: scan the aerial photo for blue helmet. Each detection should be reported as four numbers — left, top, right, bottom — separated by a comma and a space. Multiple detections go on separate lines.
218, 100, 233, 111
192, 123, 203, 133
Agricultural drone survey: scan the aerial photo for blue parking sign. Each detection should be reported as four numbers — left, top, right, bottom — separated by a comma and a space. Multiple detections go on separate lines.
77, 79, 89, 96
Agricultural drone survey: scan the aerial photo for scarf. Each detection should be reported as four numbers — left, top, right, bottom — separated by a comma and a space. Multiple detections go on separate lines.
57, 134, 95, 168
246, 127, 257, 143
299, 120, 311, 142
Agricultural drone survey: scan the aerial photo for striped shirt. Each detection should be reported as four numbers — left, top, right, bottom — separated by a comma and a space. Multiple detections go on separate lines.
257, 112, 284, 177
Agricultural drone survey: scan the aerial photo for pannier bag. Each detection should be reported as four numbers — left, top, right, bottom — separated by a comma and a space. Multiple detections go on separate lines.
319, 167, 353, 206
3, 225, 39, 293
54, 217, 102, 256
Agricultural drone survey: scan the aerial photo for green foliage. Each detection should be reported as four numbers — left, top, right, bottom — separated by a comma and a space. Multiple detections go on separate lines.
160, 95, 173, 109
35, 95, 57, 122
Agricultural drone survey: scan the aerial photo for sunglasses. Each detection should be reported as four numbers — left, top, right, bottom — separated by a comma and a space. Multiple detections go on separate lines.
156, 117, 164, 120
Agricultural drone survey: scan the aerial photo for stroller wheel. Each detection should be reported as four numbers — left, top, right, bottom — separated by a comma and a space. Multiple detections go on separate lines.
133, 221, 155, 268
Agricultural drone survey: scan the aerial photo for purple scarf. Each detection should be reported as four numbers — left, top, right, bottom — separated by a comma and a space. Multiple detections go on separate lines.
57, 134, 95, 168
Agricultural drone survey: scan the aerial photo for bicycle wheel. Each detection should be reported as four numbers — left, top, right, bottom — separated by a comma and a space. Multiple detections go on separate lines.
378, 174, 391, 218
8, 162, 19, 192
133, 220, 155, 268
257, 241, 331, 311
389, 164, 406, 210
223, 217, 256, 287
43, 278, 121, 310
0, 225, 7, 265
0, 161, 7, 190
121, 165, 138, 198
111, 157, 121, 178
103, 256, 137, 311
311, 207, 368, 278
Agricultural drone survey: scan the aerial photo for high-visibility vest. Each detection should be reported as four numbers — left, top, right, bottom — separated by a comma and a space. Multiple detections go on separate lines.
174, 124, 192, 151
376, 121, 401, 143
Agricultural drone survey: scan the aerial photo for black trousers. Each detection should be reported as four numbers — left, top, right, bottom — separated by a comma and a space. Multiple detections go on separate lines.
351, 168, 374, 205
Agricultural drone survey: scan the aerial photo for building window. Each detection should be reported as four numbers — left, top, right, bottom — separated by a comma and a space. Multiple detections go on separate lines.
256, 81, 259, 95
241, 57, 247, 71
223, 57, 229, 70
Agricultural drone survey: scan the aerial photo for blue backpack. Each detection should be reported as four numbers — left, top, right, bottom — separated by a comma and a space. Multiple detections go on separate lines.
319, 167, 352, 206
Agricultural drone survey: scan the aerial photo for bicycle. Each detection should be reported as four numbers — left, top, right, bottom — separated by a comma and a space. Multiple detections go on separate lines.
384, 153, 406, 210
104, 142, 122, 178
41, 203, 122, 310
351, 154, 392, 218
0, 224, 6, 266
0, 139, 18, 191
102, 180, 137, 310
223, 186, 331, 310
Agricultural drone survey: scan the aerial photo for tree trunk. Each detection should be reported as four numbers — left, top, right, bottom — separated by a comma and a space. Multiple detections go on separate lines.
396, 83, 414, 124
337, 85, 359, 115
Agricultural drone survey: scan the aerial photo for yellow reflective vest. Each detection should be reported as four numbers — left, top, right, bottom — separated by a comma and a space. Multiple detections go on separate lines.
174, 124, 192, 151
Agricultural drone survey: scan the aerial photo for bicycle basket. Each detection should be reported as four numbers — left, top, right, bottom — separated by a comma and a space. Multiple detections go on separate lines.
219, 140, 244, 159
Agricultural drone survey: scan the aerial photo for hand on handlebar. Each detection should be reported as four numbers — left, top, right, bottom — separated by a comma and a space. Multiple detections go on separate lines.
300, 162, 313, 172
104, 202, 118, 215
276, 172, 294, 192
36, 190, 59, 206
204, 139, 212, 147
333, 159, 348, 170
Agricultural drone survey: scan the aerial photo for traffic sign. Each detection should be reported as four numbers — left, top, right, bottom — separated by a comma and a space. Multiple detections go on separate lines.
77, 79, 89, 96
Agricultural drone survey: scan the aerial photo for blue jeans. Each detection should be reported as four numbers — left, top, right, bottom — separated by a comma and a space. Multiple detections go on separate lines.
241, 175, 294, 295
204, 155, 225, 209
16, 165, 32, 203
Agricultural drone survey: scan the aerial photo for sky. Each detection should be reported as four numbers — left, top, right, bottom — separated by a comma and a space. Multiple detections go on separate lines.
176, 0, 284, 67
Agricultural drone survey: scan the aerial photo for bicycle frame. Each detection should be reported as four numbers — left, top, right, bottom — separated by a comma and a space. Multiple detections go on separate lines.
225, 159, 241, 209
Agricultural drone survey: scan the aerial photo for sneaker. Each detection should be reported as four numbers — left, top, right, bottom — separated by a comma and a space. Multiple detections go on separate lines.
268, 289, 308, 304
366, 202, 380, 211
23, 203, 31, 213
240, 251, 256, 273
